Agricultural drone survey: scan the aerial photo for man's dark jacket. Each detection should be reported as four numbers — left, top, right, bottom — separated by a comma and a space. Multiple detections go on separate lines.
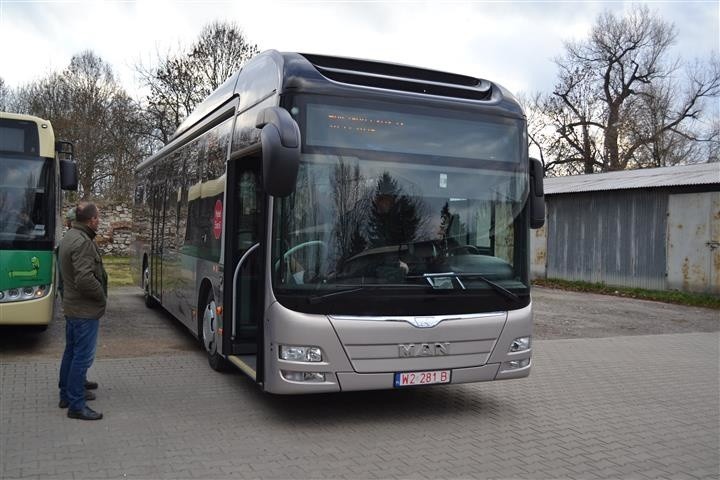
58, 222, 108, 319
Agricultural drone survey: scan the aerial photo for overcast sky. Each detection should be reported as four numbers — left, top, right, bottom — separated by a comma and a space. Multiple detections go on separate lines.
0, 1, 718, 98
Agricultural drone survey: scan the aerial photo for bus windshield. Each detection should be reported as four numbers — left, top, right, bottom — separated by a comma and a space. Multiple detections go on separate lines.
272, 97, 529, 300
0, 156, 54, 245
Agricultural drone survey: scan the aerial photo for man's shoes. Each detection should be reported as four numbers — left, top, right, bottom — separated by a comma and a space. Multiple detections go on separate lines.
84, 380, 98, 390
67, 406, 103, 420
58, 390, 96, 408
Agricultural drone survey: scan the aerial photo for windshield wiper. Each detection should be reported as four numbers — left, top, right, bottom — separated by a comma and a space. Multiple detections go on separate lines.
416, 272, 520, 302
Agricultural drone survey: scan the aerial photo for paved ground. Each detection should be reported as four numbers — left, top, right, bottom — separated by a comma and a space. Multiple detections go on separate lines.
1, 287, 718, 479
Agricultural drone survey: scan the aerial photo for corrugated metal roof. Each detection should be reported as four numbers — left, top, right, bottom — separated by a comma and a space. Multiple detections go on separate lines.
545, 162, 720, 195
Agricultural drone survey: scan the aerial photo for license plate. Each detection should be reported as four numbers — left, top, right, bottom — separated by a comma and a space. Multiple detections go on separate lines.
394, 369, 451, 387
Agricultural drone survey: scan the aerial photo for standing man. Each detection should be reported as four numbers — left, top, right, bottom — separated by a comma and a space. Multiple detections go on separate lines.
57, 202, 108, 420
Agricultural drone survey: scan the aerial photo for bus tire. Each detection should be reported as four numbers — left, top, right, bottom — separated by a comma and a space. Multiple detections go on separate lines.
200, 290, 228, 372
143, 265, 157, 308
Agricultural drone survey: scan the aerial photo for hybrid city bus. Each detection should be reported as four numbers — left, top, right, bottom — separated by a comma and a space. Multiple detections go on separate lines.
0, 112, 78, 329
132, 51, 545, 394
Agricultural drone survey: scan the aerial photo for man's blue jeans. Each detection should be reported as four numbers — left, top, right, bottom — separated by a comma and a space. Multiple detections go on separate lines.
58, 317, 99, 411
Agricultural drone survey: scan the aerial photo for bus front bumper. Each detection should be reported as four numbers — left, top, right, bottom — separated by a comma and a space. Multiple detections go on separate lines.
0, 287, 54, 325
266, 359, 531, 394
336, 359, 531, 391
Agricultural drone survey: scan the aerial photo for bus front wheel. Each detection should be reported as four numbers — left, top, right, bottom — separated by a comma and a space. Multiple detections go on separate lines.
200, 291, 228, 372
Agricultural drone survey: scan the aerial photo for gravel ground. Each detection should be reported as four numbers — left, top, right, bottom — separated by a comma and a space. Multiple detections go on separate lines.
1, 286, 717, 360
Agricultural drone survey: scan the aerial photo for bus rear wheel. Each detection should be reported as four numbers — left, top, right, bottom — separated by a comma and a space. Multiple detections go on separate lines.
143, 266, 156, 308
200, 291, 228, 372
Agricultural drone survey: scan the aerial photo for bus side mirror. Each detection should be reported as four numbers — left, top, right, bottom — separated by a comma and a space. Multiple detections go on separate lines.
60, 159, 78, 191
529, 157, 545, 229
256, 107, 301, 197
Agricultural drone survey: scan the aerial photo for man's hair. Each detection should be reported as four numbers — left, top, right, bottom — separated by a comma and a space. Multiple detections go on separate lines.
75, 202, 98, 223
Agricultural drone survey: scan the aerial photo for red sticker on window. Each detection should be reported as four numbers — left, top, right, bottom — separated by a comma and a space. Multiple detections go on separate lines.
213, 199, 223, 240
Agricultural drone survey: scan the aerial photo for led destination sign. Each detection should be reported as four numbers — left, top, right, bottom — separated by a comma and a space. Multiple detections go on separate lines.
305, 103, 521, 163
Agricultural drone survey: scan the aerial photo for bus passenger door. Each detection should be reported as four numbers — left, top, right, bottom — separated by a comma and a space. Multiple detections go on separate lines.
223, 155, 264, 359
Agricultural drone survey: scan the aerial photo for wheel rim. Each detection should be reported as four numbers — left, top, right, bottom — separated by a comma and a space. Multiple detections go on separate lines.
143, 267, 150, 297
202, 299, 217, 355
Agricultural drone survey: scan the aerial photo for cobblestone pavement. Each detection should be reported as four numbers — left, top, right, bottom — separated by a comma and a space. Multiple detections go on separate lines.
2, 331, 718, 479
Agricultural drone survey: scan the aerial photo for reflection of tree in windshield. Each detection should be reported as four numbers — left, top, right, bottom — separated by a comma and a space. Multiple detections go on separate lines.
367, 172, 424, 248
331, 159, 369, 268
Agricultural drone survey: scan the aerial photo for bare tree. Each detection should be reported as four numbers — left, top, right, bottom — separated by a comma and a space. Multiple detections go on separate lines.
137, 21, 259, 150
22, 51, 145, 199
189, 21, 260, 95
542, 5, 719, 173
0, 78, 9, 111
137, 50, 201, 148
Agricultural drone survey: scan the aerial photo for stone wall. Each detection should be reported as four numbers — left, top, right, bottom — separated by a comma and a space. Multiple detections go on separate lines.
61, 202, 133, 256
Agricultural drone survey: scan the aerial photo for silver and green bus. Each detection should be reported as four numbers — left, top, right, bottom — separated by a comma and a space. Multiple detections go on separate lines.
0, 112, 77, 330
132, 51, 545, 394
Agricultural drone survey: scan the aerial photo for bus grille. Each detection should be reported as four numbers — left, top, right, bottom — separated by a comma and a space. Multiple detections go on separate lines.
329, 313, 506, 373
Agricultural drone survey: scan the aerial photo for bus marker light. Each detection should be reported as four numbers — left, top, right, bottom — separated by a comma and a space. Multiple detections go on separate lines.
503, 359, 530, 370
281, 370, 325, 382
216, 306, 223, 316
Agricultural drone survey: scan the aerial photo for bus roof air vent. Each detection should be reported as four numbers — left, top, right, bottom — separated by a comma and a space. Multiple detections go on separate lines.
300, 53, 493, 101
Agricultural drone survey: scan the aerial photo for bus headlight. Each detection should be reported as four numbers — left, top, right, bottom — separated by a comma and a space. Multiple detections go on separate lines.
510, 336, 531, 352
280, 345, 323, 362
0, 285, 49, 303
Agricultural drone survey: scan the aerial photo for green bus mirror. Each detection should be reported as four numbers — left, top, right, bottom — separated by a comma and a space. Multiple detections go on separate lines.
60, 159, 78, 191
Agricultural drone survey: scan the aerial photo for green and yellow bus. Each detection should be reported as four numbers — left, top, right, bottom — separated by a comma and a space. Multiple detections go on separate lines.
0, 112, 77, 330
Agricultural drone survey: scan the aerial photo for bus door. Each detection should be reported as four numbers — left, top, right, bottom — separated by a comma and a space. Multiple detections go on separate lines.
149, 169, 168, 301
223, 154, 264, 361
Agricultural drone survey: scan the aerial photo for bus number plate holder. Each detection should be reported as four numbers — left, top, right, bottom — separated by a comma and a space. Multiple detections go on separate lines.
394, 369, 451, 387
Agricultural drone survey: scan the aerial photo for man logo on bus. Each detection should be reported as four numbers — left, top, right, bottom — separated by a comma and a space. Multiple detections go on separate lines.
398, 342, 450, 357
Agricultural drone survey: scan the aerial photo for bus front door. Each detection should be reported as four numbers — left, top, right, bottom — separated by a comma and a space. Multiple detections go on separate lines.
223, 156, 264, 362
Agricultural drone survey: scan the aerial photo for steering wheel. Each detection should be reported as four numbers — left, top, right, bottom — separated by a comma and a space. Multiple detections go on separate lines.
280, 240, 328, 284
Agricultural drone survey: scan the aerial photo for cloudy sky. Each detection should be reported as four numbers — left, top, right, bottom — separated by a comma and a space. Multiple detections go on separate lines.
0, 1, 717, 98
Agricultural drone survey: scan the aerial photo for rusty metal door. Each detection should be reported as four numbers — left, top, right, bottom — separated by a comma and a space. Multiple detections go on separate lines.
667, 192, 720, 294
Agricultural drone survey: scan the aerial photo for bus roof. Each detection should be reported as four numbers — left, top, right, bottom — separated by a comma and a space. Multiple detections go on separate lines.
173, 51, 522, 140
140, 50, 524, 173
0, 111, 56, 158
